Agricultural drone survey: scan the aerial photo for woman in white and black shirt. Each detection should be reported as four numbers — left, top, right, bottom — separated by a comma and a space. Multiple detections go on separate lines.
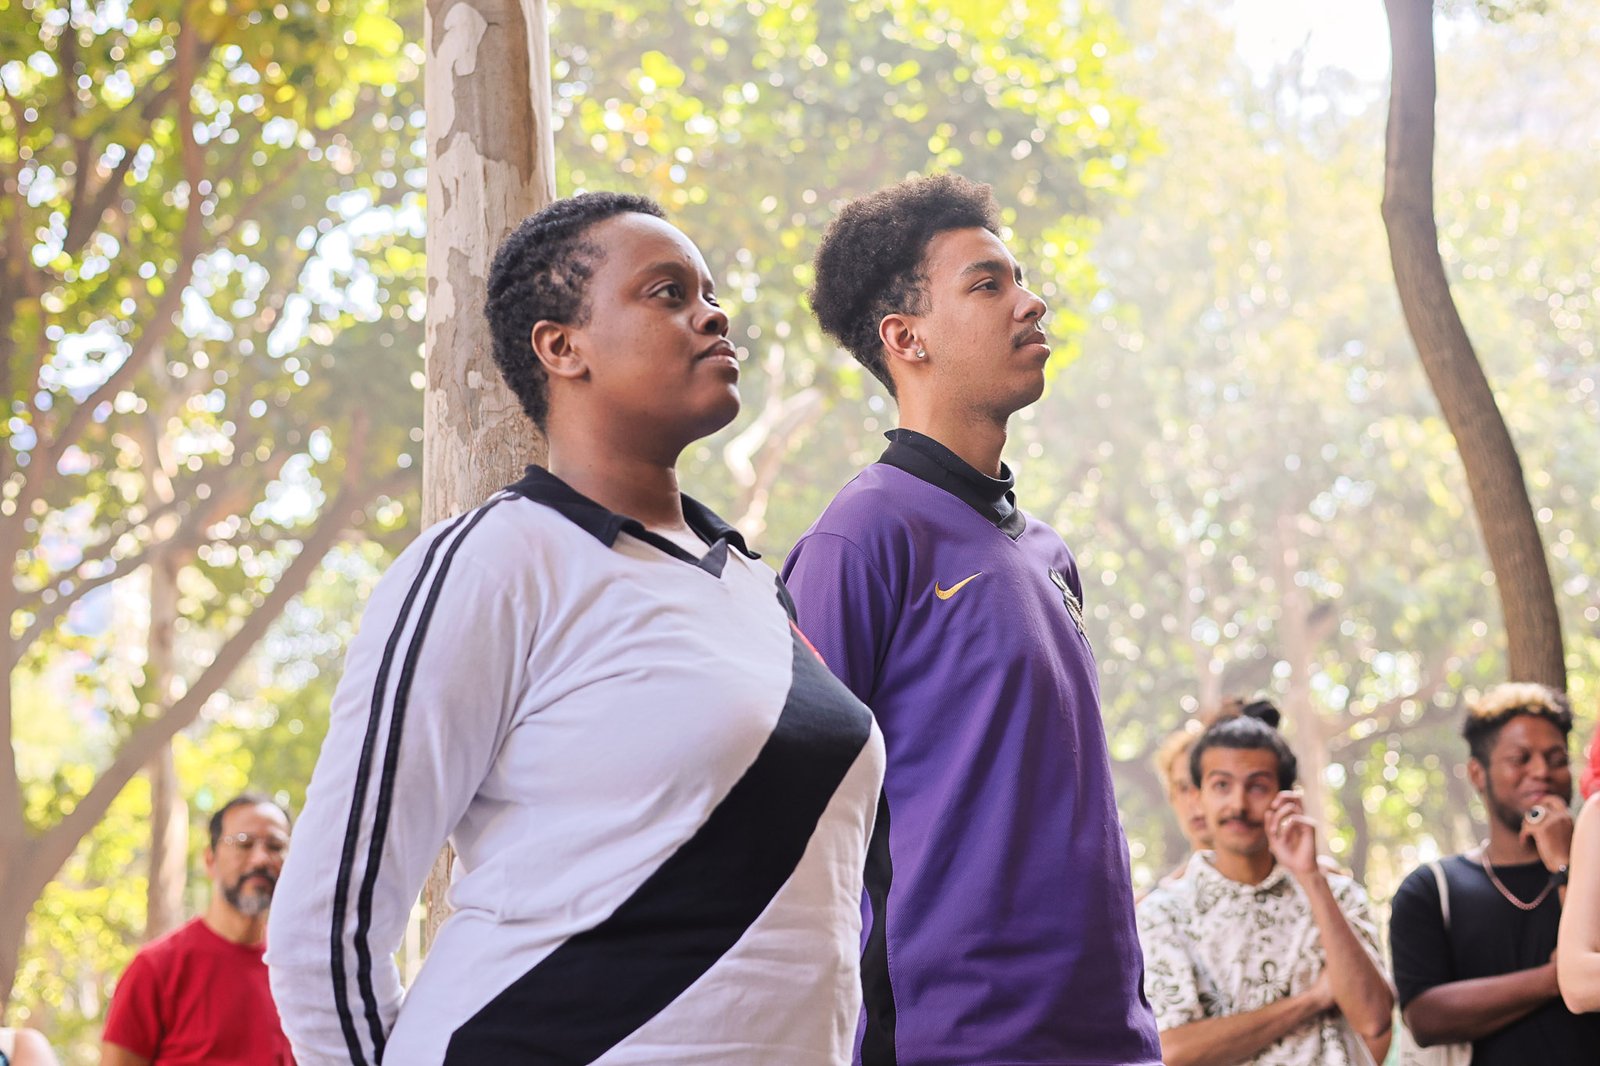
267, 193, 886, 1066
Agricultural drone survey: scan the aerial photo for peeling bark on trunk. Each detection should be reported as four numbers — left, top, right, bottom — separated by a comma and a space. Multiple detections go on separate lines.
1381, 0, 1565, 689
420, 0, 555, 951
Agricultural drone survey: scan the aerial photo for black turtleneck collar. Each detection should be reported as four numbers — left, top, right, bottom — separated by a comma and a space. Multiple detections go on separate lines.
502, 465, 757, 577
877, 429, 1026, 540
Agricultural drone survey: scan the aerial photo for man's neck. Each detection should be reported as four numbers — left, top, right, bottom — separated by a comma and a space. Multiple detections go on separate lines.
894, 407, 1008, 479
1483, 820, 1540, 866
1211, 846, 1276, 886
203, 900, 268, 946
547, 438, 686, 530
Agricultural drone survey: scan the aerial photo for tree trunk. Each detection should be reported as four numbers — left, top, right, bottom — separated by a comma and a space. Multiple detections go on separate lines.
145, 747, 189, 940
1276, 515, 1331, 836
144, 552, 189, 941
420, 0, 555, 950
1381, 0, 1565, 689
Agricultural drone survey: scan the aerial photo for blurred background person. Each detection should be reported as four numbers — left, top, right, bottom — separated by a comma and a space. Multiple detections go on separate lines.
0, 1028, 61, 1066
1556, 723, 1600, 1013
1390, 683, 1600, 1064
1137, 710, 1393, 1065
102, 793, 293, 1066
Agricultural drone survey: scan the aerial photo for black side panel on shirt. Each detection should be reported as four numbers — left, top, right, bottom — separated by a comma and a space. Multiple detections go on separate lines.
859, 790, 898, 1066
441, 626, 874, 1063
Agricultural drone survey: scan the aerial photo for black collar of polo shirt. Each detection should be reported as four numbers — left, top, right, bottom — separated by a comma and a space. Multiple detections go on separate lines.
503, 465, 757, 577
877, 428, 1027, 541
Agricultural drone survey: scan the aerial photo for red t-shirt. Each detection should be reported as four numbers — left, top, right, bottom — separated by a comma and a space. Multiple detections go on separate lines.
104, 918, 294, 1065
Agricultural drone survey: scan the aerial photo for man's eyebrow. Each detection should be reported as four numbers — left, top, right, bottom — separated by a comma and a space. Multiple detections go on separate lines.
958, 258, 1021, 281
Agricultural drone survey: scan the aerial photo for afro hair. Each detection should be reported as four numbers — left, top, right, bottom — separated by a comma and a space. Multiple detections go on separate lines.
1462, 682, 1573, 766
484, 191, 667, 430
808, 174, 1000, 396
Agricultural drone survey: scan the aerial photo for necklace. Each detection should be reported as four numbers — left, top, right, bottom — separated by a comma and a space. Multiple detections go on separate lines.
1478, 844, 1556, 912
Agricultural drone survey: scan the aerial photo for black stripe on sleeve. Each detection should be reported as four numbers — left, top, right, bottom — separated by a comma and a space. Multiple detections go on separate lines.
859, 790, 899, 1066
329, 508, 474, 1066
441, 623, 874, 1063
353, 498, 504, 1060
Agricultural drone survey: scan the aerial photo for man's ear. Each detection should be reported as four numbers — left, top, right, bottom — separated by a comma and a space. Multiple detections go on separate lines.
1467, 756, 1487, 794
531, 320, 587, 381
879, 312, 924, 371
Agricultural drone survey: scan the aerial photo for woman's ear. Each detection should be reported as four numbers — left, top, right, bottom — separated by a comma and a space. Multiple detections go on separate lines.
531, 320, 587, 381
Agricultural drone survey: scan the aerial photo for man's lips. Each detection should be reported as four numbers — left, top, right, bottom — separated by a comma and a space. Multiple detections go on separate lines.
1013, 327, 1049, 350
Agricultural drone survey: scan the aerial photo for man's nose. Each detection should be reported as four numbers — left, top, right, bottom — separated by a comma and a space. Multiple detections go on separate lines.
1017, 288, 1047, 322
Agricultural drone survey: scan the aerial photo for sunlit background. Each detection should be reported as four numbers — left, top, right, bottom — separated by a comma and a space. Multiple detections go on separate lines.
4, 0, 1598, 1060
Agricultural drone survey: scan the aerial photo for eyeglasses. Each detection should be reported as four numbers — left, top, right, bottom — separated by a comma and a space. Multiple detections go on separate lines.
217, 832, 290, 857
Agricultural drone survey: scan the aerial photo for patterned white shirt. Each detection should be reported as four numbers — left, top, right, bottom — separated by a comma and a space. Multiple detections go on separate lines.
1135, 852, 1385, 1066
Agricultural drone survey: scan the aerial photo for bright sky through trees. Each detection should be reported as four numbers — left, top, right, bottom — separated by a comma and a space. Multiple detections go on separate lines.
1233, 0, 1393, 82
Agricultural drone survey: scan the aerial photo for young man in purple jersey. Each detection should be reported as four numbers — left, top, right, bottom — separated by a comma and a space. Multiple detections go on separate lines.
782, 174, 1162, 1066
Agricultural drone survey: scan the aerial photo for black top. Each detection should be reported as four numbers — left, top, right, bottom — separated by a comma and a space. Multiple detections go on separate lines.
1390, 853, 1600, 1066
878, 428, 1026, 539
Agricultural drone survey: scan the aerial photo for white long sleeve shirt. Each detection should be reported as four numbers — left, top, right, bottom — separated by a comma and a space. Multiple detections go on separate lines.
266, 468, 885, 1065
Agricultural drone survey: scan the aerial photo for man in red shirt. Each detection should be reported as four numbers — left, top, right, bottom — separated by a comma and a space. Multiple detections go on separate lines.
103, 793, 295, 1065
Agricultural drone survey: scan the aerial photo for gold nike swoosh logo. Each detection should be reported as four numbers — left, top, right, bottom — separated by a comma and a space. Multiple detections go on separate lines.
934, 572, 983, 600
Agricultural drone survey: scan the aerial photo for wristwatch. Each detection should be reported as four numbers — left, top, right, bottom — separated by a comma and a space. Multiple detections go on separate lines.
1549, 865, 1569, 888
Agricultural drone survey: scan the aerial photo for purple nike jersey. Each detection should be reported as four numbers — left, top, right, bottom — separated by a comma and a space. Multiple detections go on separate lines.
782, 433, 1161, 1066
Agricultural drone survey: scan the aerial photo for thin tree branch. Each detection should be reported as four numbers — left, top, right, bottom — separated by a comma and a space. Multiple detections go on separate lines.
15, 447, 292, 643
21, 462, 399, 905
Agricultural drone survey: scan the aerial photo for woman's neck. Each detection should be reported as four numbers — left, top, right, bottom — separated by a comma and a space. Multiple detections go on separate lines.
547, 440, 685, 529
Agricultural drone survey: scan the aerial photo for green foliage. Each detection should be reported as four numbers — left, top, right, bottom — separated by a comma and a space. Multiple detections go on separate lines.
1049, 0, 1600, 898
546, 0, 1152, 541
2, 0, 426, 1047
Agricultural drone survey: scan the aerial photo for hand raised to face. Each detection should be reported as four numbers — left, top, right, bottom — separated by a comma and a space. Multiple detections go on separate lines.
1265, 790, 1320, 877
1521, 794, 1575, 873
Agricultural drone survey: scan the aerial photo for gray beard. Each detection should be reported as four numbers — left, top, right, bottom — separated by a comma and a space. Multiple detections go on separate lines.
224, 877, 275, 917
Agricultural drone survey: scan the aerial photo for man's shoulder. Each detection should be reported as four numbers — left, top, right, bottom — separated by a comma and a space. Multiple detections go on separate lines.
1137, 868, 1201, 927
1397, 853, 1479, 893
124, 918, 207, 976
818, 464, 923, 517
793, 466, 925, 547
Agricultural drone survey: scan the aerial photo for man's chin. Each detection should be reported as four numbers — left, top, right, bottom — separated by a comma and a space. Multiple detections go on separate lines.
226, 888, 275, 918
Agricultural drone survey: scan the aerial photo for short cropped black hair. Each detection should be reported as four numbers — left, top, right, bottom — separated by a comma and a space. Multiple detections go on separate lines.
1462, 682, 1573, 766
208, 791, 291, 850
809, 174, 1000, 396
1190, 702, 1298, 791
484, 192, 667, 430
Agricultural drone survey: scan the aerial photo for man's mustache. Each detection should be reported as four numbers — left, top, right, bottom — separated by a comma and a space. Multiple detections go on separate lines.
1218, 815, 1262, 829
234, 866, 278, 890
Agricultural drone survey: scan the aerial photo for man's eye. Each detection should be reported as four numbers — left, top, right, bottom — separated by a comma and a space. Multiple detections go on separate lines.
656, 283, 684, 300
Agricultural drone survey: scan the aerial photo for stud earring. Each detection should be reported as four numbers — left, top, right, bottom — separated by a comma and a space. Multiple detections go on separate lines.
916, 348, 927, 360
